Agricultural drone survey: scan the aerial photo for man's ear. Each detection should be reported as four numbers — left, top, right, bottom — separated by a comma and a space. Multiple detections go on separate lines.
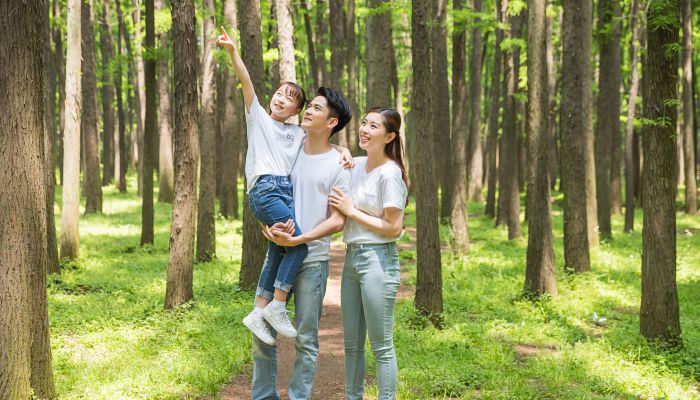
384, 131, 397, 143
327, 117, 339, 130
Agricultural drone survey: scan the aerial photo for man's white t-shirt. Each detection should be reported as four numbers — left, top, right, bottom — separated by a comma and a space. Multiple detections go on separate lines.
244, 95, 306, 192
343, 157, 407, 244
291, 147, 351, 263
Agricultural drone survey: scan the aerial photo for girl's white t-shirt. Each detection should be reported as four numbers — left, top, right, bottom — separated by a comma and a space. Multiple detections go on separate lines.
244, 95, 306, 192
343, 157, 407, 244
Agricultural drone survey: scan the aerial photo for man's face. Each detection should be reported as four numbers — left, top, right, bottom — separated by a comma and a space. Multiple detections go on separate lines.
301, 96, 337, 133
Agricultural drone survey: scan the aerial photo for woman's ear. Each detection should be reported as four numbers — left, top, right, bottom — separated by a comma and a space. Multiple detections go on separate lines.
384, 131, 397, 144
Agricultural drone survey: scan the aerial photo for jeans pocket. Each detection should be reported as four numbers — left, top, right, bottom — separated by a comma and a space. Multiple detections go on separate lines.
253, 180, 276, 196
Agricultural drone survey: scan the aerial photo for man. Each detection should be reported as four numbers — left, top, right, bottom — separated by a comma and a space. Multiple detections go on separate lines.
251, 87, 353, 399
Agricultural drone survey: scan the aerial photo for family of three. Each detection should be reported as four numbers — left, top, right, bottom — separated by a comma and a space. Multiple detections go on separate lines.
218, 26, 408, 400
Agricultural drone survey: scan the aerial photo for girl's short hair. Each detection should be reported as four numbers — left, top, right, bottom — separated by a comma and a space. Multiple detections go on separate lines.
278, 82, 307, 110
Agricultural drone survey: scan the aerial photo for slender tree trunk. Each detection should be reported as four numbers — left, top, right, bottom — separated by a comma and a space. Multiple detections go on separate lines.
467, 0, 484, 203
497, 3, 522, 239
100, 1, 115, 186
140, 0, 156, 246
594, 0, 621, 239
624, 0, 642, 232
45, 0, 61, 276
486, 0, 504, 219
681, 0, 696, 214
329, 0, 348, 146
238, 0, 268, 290
82, 0, 102, 214
546, 5, 559, 192
366, 0, 393, 108
133, 3, 146, 196
53, 0, 66, 187
413, 0, 443, 323
60, 0, 82, 260
157, 0, 174, 203
115, 0, 127, 192
301, 0, 320, 89
165, 0, 199, 309
640, 0, 681, 344
316, 0, 329, 87
525, 0, 557, 296
346, 0, 360, 154
450, 0, 469, 254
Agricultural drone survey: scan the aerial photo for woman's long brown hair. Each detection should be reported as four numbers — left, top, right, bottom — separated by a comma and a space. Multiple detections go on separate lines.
366, 107, 409, 194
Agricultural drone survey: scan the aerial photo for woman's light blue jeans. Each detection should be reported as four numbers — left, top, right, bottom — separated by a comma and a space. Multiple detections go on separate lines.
341, 242, 400, 400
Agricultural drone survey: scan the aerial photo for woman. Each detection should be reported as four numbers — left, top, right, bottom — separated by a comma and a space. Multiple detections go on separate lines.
328, 107, 408, 400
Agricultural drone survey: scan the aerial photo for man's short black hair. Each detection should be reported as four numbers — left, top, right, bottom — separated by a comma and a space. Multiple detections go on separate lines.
316, 87, 352, 136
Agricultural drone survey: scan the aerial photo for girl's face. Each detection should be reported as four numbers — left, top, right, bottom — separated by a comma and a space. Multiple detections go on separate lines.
359, 112, 396, 153
269, 84, 302, 121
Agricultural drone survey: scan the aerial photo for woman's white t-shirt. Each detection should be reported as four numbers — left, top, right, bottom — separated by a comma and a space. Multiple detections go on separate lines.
243, 95, 306, 192
343, 157, 407, 244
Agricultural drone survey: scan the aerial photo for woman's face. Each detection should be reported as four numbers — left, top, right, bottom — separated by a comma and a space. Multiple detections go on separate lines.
359, 112, 396, 152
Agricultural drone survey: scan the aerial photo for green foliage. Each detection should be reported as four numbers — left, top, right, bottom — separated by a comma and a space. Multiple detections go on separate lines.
648, 0, 680, 31
155, 6, 172, 35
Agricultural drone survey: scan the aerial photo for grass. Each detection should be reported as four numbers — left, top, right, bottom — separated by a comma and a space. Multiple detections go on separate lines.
50, 176, 700, 399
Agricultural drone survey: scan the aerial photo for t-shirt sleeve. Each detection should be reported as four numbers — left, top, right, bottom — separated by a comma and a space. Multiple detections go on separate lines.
244, 95, 266, 126
380, 170, 407, 210
331, 164, 352, 196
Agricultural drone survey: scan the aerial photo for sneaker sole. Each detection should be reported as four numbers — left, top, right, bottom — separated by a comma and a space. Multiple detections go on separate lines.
243, 316, 276, 346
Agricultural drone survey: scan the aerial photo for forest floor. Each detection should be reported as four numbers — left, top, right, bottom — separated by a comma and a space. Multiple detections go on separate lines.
48, 177, 700, 399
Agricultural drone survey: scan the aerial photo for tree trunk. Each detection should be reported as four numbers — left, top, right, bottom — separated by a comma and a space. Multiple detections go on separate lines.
525, 0, 557, 296
485, 0, 504, 219
195, 0, 217, 261
157, 0, 174, 203
115, 0, 127, 193
497, 3, 522, 239
345, 0, 360, 154
140, 0, 156, 246
330, 0, 347, 146
53, 0, 66, 187
560, 0, 591, 271
315, 0, 329, 87
594, 0, 621, 239
624, 0, 642, 233
681, 0, 696, 214
165, 0, 199, 309
431, 0, 452, 223
467, 0, 484, 203
640, 0, 681, 344
82, 0, 102, 214
45, 0, 61, 276
60, 0, 82, 260
133, 3, 146, 196
450, 0, 469, 254
366, 0, 393, 108
238, 0, 268, 290
412, 0, 443, 324
301, 0, 320, 89
546, 5, 559, 192
100, 0, 115, 186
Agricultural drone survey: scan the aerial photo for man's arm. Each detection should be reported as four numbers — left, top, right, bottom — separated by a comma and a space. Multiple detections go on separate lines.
262, 208, 346, 247
216, 26, 256, 111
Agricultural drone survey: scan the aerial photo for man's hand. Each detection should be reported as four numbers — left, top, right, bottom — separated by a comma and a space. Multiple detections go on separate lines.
262, 224, 300, 247
338, 147, 355, 169
216, 26, 236, 52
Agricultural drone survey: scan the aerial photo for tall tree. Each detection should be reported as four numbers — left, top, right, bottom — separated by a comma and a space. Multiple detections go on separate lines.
525, 0, 557, 296
141, 0, 156, 246
449, 0, 469, 254
165, 0, 199, 309
53, 0, 66, 187
560, 0, 592, 271
467, 0, 484, 203
345, 0, 361, 154
46, 0, 60, 276
485, 0, 504, 218
497, 3, 522, 239
640, 0, 681, 344
82, 0, 102, 214
432, 0, 452, 222
219, 0, 241, 219
330, 0, 347, 146
196, 0, 217, 261
366, 0, 393, 108
133, 2, 146, 196
238, 0, 268, 290
115, 0, 127, 193
60, 0, 82, 260
413, 0, 443, 323
545, 5, 559, 191
681, 0, 696, 214
157, 0, 174, 203
1, 0, 56, 397
624, 0, 643, 232
594, 0, 622, 238
100, 0, 115, 186
301, 0, 320, 89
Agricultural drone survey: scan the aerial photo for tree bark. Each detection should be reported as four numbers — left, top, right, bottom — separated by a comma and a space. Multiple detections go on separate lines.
115, 0, 127, 192
640, 0, 681, 344
140, 0, 156, 246
316, 0, 329, 87
681, 0, 696, 214
330, 0, 347, 146
196, 0, 217, 261
53, 0, 66, 187
412, 0, 443, 323
165, 0, 199, 309
366, 0, 393, 108
133, 3, 146, 196
467, 0, 484, 203
157, 0, 174, 203
82, 0, 102, 214
60, 0, 82, 260
486, 0, 504, 219
238, 0, 268, 290
45, 0, 61, 276
301, 0, 320, 89
345, 0, 360, 154
525, 0, 557, 296
560, 0, 591, 271
624, 0, 642, 232
546, 6, 559, 192
100, 0, 115, 186
594, 0, 622, 238
449, 0, 469, 254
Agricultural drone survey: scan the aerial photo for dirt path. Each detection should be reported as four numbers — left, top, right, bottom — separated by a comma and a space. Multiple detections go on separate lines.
218, 228, 417, 400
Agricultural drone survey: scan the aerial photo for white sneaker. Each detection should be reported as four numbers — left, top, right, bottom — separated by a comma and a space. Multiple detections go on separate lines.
262, 304, 298, 338
243, 310, 276, 346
